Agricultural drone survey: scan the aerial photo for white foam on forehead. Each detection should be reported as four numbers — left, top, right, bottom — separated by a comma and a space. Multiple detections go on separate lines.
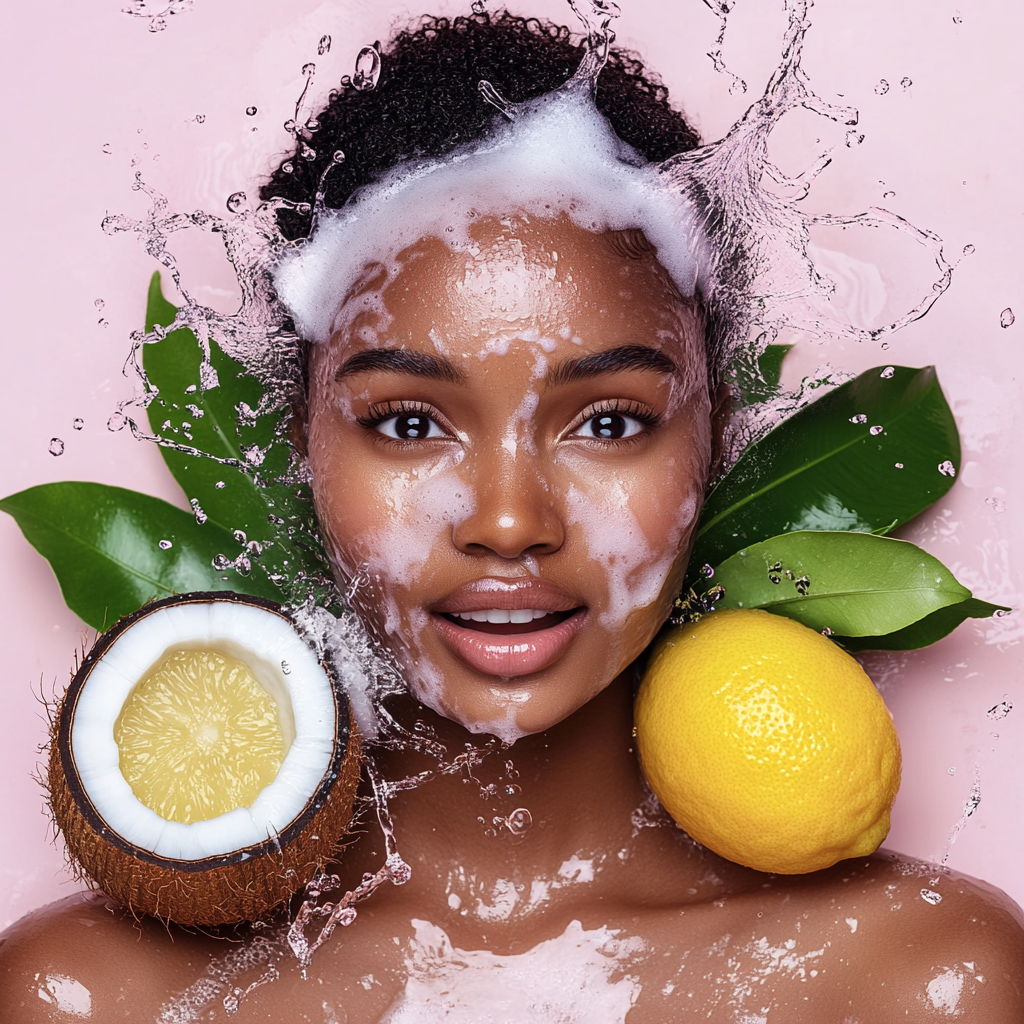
273, 90, 706, 345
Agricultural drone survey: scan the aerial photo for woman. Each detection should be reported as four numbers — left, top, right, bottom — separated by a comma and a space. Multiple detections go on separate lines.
2, 12, 1021, 1022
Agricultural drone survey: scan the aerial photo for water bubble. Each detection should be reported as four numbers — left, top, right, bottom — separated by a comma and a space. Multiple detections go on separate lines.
850, 413, 867, 424
900, 76, 913, 89
72, 417, 84, 431
190, 498, 208, 525
503, 807, 532, 835
895, 462, 904, 469
874, 79, 890, 95
107, 411, 126, 432
281, 161, 294, 175
352, 45, 381, 91
318, 34, 332, 55
987, 700, 1012, 720
870, 425, 884, 435
880, 366, 895, 378
999, 307, 1015, 328
246, 105, 257, 116
962, 244, 975, 256
48, 437, 64, 457
226, 191, 246, 214
937, 460, 957, 477
158, 539, 173, 550
920, 889, 943, 905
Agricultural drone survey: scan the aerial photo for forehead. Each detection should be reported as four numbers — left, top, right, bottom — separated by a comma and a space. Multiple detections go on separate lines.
323, 215, 706, 379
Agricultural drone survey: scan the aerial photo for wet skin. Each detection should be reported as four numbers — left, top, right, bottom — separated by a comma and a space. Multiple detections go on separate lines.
2, 218, 1022, 1022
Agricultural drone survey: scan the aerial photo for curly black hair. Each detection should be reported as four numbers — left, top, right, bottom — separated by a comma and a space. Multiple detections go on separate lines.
261, 10, 702, 242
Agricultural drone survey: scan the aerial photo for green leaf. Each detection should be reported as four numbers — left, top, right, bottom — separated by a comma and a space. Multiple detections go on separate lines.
732, 343, 794, 406
143, 273, 333, 599
708, 530, 979, 642
694, 365, 961, 570
834, 598, 1009, 652
0, 482, 282, 631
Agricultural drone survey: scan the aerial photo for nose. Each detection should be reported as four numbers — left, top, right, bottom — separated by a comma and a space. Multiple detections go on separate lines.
451, 451, 564, 560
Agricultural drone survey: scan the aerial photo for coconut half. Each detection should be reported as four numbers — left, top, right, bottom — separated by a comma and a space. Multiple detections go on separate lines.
49, 591, 361, 926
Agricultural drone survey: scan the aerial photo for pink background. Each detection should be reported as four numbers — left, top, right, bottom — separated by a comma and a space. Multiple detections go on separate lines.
1, 0, 1021, 928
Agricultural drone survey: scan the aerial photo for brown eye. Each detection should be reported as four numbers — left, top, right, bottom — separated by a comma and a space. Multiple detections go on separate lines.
376, 412, 445, 440
577, 412, 644, 440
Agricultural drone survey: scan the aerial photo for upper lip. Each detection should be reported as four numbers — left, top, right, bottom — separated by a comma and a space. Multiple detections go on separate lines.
432, 576, 582, 615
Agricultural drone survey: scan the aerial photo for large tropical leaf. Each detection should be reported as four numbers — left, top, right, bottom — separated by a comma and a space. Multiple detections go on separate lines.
693, 365, 961, 570
0, 482, 282, 631
706, 530, 1005, 647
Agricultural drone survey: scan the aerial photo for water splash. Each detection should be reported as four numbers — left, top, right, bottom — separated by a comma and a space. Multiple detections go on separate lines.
122, 0, 193, 33
941, 762, 981, 867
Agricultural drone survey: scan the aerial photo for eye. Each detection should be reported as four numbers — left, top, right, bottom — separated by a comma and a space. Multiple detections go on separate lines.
574, 411, 647, 441
375, 411, 447, 440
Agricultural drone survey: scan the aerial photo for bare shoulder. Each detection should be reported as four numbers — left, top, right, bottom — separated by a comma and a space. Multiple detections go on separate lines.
808, 853, 1024, 1021
0, 890, 222, 1021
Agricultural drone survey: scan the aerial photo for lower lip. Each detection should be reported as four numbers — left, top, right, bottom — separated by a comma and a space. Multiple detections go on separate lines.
431, 611, 587, 678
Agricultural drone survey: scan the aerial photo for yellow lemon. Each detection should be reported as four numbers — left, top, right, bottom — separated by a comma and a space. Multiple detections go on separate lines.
635, 608, 901, 874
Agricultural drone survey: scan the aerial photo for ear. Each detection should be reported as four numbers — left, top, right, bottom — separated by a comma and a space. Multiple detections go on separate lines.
708, 383, 731, 477
289, 399, 309, 457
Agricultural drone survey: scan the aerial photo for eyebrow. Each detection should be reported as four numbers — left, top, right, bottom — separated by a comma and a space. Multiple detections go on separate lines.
547, 345, 679, 387
335, 349, 465, 384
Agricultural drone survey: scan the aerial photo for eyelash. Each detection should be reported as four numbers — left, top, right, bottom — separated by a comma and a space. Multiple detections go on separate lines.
357, 399, 660, 442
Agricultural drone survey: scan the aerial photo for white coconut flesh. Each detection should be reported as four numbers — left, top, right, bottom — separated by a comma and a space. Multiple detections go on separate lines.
70, 599, 335, 861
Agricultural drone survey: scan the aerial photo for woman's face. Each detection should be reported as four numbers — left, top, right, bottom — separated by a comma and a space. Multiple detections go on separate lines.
306, 215, 713, 743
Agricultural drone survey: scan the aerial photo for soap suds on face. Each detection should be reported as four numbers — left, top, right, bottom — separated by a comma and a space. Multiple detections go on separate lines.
274, 90, 705, 346
381, 918, 643, 1024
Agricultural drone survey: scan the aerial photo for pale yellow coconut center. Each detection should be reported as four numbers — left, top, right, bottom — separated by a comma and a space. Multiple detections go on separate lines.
114, 648, 286, 825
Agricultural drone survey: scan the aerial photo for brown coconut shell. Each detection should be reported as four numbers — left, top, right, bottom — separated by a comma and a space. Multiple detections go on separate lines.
48, 591, 362, 927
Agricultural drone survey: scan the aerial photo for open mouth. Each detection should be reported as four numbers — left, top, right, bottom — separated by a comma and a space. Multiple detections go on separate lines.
440, 608, 579, 636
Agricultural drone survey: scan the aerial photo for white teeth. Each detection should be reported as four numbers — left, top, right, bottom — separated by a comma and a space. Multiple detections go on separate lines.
454, 609, 555, 623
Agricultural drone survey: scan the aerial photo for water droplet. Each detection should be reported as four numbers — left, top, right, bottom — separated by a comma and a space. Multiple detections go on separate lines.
352, 45, 381, 91
72, 417, 84, 431
920, 889, 943, 905
215, 480, 226, 490
794, 575, 811, 596
107, 411, 126, 432
875, 79, 890, 95
281, 660, 292, 675
504, 807, 532, 835
999, 307, 1015, 328
101, 142, 113, 155
213, 553, 233, 570
938, 460, 957, 477
900, 76, 913, 89
245, 105, 257, 116
98, 318, 109, 328
194, 114, 205, 124
158, 538, 173, 550
895, 462, 904, 469
850, 413, 867, 424
94, 298, 105, 310
952, 11, 962, 23
962, 244, 975, 256
305, 117, 321, 132
987, 700, 1012, 720
281, 161, 294, 174
318, 34, 332, 55
233, 529, 247, 544
880, 342, 890, 350
472, 0, 486, 12
268, 513, 285, 525
302, 62, 316, 77
300, 143, 316, 161
948, 766, 957, 775
48, 437, 64, 457
190, 498, 208, 525
821, 626, 833, 637
226, 191, 246, 214
701, 564, 714, 579
870, 425, 884, 435
882, 190, 896, 199
332, 150, 345, 165
880, 366, 895, 378
844, 130, 864, 147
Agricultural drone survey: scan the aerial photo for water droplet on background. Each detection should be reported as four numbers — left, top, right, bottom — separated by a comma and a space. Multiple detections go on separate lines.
850, 413, 867, 424
999, 307, 1015, 328
158, 539, 173, 550
844, 130, 864, 147
352, 45, 381, 91
920, 889, 943, 905
962, 243, 975, 256
318, 34, 332, 55
194, 113, 205, 123
875, 79, 890, 95
93, 298, 105, 310
952, 11, 962, 23
938, 460, 957, 477
472, 0, 486, 11
245, 105, 257, 116
226, 191, 246, 214
880, 366, 895, 378
895, 462, 904, 469
987, 700, 1012, 720
48, 438, 64, 457
900, 76, 912, 89
72, 418, 84, 431
281, 660, 292, 675
948, 767, 957, 775
190, 497, 208, 525
215, 480, 226, 490
870, 425, 884, 435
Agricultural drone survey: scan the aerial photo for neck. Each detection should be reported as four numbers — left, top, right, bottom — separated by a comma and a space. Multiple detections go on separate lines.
340, 673, 738, 938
